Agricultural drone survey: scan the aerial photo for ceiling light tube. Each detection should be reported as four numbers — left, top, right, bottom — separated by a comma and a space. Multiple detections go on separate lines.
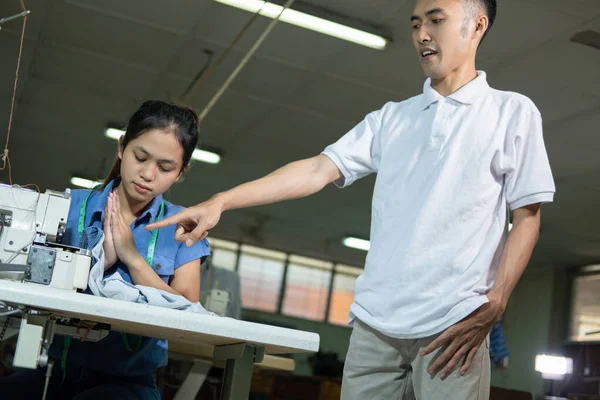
70, 176, 103, 189
215, 0, 388, 50
342, 236, 371, 251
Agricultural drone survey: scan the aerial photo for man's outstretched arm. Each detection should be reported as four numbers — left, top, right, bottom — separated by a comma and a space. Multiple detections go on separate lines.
146, 155, 342, 246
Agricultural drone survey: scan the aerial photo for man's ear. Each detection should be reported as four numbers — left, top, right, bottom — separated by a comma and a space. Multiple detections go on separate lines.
473, 14, 488, 41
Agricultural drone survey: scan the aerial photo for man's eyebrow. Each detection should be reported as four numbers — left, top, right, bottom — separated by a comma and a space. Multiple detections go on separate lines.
411, 8, 445, 22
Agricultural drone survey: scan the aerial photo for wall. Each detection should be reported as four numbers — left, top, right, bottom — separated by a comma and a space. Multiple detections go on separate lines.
491, 267, 559, 398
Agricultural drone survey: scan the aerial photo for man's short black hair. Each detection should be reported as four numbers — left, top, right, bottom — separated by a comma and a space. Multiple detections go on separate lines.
465, 0, 497, 43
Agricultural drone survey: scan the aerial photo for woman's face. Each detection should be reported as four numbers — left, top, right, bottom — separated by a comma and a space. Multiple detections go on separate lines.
118, 129, 184, 203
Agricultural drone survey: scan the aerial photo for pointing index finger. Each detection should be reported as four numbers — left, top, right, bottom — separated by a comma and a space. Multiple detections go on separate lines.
145, 215, 179, 231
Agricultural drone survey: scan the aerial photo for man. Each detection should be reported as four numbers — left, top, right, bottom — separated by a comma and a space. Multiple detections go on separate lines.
148, 0, 555, 398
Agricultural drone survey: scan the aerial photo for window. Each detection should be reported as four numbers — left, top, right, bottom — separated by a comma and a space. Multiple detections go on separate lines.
282, 255, 333, 321
328, 264, 362, 326
570, 267, 600, 342
238, 245, 286, 313
208, 236, 361, 327
208, 238, 239, 271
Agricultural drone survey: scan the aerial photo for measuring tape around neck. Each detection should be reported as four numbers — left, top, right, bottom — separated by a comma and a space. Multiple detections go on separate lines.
78, 186, 165, 267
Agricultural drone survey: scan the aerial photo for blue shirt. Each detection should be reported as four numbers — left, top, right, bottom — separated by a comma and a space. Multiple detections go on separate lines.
49, 180, 210, 376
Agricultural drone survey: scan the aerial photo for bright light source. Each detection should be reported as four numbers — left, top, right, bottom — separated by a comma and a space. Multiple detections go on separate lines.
508, 222, 513, 232
70, 177, 103, 189
535, 355, 573, 380
104, 128, 221, 164
342, 237, 371, 251
105, 128, 125, 141
582, 264, 600, 273
215, 0, 388, 50
192, 149, 221, 164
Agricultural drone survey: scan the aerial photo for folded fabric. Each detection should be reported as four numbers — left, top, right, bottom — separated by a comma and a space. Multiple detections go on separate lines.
80, 225, 216, 315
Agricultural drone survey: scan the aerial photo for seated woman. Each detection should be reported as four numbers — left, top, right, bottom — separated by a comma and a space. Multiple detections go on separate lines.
0, 100, 210, 399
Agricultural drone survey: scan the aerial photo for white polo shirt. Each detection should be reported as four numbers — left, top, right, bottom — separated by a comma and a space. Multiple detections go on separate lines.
322, 71, 555, 339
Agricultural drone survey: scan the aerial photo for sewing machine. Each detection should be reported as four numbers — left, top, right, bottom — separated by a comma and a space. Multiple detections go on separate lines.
0, 183, 92, 291
0, 183, 100, 371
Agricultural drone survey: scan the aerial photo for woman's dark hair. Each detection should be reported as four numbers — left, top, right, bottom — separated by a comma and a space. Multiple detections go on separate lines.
102, 100, 199, 188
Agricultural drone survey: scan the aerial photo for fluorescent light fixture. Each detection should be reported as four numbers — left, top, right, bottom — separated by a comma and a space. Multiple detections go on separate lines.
582, 264, 600, 273
535, 355, 573, 380
214, 0, 388, 50
192, 148, 221, 164
71, 177, 103, 189
342, 237, 370, 251
105, 127, 125, 141
104, 128, 221, 164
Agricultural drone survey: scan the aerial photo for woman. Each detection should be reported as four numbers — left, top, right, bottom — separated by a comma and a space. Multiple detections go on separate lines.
0, 100, 210, 399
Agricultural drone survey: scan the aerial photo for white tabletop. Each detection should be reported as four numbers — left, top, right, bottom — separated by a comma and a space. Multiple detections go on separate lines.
0, 280, 319, 355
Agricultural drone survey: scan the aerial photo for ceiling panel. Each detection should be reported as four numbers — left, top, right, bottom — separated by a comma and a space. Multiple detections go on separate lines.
493, 37, 600, 104
193, 3, 276, 51
321, 40, 423, 97
243, 105, 349, 151
471, 0, 585, 60
252, 21, 349, 71
490, 58, 600, 126
31, 43, 157, 102
43, 2, 184, 72
302, 0, 408, 26
529, 0, 600, 19
286, 74, 394, 123
17, 77, 137, 132
64, 0, 211, 34
223, 56, 317, 103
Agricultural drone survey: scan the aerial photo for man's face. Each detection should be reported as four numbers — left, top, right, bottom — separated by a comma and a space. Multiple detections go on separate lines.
411, 0, 479, 79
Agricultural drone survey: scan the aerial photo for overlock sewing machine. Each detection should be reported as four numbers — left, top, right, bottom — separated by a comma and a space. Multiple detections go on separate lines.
0, 183, 91, 290
0, 184, 108, 372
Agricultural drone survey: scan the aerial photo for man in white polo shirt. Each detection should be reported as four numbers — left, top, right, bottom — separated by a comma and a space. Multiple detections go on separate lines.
149, 0, 555, 398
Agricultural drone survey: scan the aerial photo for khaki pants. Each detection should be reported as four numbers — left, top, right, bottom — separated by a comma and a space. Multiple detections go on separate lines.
341, 319, 490, 400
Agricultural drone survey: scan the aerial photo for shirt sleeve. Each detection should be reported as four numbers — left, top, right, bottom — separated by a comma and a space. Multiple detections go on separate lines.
174, 238, 210, 269
321, 106, 384, 188
504, 110, 556, 210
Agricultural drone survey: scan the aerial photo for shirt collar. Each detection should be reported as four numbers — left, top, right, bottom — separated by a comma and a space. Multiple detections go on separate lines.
421, 71, 490, 111
89, 179, 164, 223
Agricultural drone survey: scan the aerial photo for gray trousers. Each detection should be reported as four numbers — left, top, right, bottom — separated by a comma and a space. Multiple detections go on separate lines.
341, 319, 490, 400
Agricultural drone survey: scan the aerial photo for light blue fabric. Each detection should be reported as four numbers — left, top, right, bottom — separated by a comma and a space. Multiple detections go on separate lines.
83, 225, 215, 314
